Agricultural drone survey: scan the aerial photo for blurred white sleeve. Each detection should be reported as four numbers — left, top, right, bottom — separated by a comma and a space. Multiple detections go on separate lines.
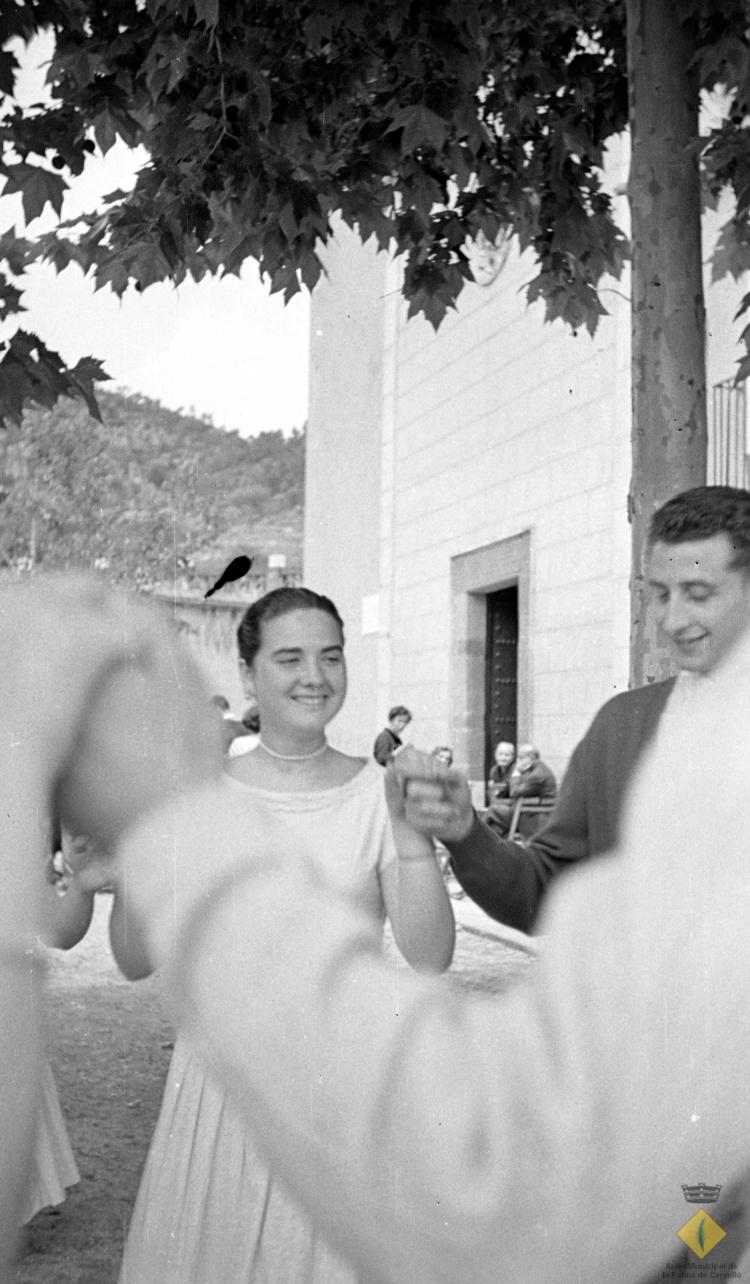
119, 713, 750, 1284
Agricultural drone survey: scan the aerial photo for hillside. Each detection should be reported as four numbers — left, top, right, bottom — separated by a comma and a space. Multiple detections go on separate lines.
0, 388, 304, 593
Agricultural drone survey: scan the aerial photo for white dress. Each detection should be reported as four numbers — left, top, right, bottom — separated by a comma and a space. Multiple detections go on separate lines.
119, 760, 396, 1283
19, 1059, 80, 1225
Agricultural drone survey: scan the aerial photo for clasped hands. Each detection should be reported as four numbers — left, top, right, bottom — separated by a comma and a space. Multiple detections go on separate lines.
384, 746, 475, 845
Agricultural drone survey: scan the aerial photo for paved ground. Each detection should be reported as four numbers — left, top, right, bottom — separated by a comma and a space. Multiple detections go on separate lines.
16, 889, 537, 1282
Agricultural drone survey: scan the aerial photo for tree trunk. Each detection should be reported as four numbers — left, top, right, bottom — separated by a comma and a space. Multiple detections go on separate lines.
626, 0, 707, 686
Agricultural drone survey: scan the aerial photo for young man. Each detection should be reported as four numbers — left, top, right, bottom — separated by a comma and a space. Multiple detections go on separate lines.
373, 705, 412, 766
394, 486, 750, 929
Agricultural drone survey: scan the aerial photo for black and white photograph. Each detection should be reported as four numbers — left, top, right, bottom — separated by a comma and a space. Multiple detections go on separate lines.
1, 3, 749, 1281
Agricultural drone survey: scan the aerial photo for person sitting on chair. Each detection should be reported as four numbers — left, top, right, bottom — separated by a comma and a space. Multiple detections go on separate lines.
484, 744, 556, 838
487, 741, 515, 801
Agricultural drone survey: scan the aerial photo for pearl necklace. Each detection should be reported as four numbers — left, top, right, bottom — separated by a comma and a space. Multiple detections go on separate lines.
258, 738, 329, 762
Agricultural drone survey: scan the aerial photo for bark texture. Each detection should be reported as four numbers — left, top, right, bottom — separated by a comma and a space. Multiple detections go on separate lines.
627, 0, 707, 685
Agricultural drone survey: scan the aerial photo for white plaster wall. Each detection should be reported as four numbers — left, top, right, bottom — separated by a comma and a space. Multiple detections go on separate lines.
305, 144, 748, 779
304, 230, 387, 755
377, 239, 632, 780
306, 223, 633, 777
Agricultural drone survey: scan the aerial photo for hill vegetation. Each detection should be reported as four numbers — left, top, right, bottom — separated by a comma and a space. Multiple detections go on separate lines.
0, 388, 304, 592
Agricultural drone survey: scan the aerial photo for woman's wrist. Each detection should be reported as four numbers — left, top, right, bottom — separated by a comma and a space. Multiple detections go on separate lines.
391, 817, 437, 863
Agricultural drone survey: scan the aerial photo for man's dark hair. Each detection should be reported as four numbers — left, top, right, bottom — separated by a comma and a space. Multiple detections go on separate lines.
649, 486, 750, 573
388, 705, 411, 722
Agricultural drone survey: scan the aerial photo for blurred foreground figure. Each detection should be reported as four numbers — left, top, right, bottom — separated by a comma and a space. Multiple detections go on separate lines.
1, 576, 750, 1282
0, 576, 221, 1276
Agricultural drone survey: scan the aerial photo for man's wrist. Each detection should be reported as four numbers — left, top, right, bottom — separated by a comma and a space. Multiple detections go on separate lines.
445, 809, 481, 851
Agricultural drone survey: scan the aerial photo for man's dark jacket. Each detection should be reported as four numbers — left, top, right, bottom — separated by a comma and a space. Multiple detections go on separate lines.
448, 679, 675, 933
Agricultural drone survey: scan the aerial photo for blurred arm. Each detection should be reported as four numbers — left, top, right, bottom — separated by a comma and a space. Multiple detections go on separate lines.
117, 777, 750, 1284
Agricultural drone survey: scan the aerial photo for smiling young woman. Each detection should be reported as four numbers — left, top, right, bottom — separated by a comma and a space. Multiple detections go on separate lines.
117, 586, 455, 1284
234, 590, 351, 781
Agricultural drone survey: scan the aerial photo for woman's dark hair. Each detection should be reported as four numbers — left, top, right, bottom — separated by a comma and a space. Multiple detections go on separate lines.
237, 586, 345, 666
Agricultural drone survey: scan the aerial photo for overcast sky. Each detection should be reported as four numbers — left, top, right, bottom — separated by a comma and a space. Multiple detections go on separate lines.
1, 38, 310, 438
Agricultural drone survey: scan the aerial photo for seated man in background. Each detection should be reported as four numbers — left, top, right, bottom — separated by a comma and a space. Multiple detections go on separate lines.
483, 743, 556, 838
487, 740, 515, 801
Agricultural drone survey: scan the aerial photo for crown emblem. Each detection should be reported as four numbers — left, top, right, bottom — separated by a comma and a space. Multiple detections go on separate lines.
682, 1184, 722, 1204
